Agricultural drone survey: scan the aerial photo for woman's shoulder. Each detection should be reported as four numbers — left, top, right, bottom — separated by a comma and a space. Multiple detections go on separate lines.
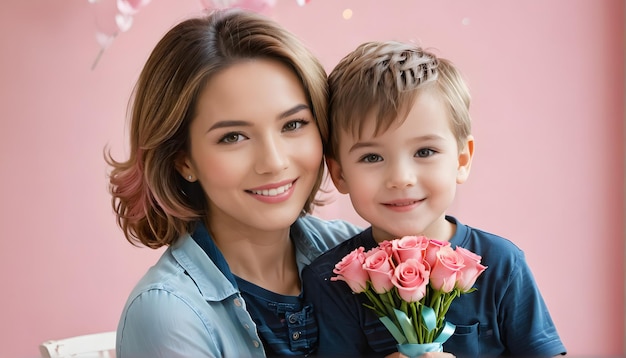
122, 247, 195, 308
291, 215, 363, 264
125, 235, 237, 305
118, 241, 236, 348
294, 215, 362, 243
119, 261, 210, 348
297, 214, 363, 232
117, 282, 224, 357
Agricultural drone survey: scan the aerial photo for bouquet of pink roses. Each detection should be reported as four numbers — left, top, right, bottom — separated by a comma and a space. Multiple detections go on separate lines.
332, 236, 487, 356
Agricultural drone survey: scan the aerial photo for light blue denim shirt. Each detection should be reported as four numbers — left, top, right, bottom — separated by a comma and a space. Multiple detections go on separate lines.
116, 215, 361, 358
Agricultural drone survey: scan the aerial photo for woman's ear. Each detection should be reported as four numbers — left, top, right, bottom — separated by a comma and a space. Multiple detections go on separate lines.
456, 135, 474, 184
326, 157, 349, 194
175, 151, 197, 182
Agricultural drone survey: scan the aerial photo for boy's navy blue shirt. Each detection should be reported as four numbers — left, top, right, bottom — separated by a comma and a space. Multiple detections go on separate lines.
302, 216, 566, 357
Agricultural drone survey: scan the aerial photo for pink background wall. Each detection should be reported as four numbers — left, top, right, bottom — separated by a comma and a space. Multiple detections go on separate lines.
0, 1, 623, 357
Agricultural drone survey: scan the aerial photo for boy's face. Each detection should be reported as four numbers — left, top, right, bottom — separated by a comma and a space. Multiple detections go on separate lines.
327, 89, 473, 243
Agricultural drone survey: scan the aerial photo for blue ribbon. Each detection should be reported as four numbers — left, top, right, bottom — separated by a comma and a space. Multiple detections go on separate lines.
379, 316, 408, 344
420, 306, 437, 331
394, 308, 418, 343
378, 305, 456, 344
419, 306, 455, 343
433, 321, 456, 343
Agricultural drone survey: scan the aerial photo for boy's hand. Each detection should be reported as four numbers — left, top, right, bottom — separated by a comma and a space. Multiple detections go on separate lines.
385, 352, 456, 358
420, 353, 455, 358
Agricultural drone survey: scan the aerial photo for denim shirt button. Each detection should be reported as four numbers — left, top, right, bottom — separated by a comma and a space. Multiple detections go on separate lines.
292, 331, 301, 340
252, 340, 260, 348
288, 314, 298, 324
233, 298, 242, 307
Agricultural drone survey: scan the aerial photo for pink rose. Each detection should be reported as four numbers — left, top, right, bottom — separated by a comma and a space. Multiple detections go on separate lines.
391, 258, 430, 302
393, 236, 429, 263
424, 239, 451, 268
331, 247, 368, 293
430, 246, 464, 293
377, 240, 394, 257
364, 248, 394, 293
455, 246, 487, 292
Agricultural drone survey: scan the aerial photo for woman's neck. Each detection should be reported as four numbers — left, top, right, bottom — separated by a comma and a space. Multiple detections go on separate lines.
208, 219, 301, 296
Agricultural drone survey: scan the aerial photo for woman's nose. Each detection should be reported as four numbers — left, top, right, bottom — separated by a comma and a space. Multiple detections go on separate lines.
254, 136, 289, 174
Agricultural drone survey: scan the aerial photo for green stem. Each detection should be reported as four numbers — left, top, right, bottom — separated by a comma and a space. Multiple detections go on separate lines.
411, 302, 421, 343
429, 292, 443, 342
363, 289, 386, 317
379, 289, 402, 330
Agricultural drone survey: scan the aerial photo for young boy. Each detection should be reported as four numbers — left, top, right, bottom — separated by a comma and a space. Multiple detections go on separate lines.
302, 41, 566, 357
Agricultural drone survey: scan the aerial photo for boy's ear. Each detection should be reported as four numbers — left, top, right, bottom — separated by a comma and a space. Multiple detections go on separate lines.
326, 157, 349, 194
456, 135, 474, 184
175, 151, 197, 182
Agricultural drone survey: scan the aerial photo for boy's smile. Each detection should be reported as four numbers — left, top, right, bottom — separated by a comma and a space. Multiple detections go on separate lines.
381, 198, 425, 212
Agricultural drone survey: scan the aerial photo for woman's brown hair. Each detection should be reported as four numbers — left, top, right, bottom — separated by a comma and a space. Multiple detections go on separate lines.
105, 9, 329, 248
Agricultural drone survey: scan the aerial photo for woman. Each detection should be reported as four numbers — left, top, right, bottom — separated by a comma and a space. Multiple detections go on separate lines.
106, 9, 360, 357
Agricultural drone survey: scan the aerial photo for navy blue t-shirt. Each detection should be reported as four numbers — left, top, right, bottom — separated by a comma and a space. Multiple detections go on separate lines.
236, 277, 317, 357
301, 216, 566, 357
192, 222, 318, 357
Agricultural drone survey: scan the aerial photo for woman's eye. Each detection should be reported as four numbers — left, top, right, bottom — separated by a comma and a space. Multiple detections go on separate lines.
219, 132, 245, 144
283, 119, 308, 132
360, 154, 383, 163
416, 148, 436, 158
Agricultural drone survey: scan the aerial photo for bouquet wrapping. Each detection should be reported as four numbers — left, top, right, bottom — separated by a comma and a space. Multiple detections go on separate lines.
332, 236, 487, 356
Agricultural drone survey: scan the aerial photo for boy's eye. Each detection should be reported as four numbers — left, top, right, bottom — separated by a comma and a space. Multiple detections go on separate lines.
360, 154, 383, 163
219, 132, 246, 144
415, 148, 436, 158
283, 119, 309, 132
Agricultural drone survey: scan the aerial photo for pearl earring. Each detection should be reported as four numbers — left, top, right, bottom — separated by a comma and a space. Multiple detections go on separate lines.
187, 175, 193, 180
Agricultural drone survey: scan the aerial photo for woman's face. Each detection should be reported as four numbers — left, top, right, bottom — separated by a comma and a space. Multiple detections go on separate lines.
178, 59, 322, 234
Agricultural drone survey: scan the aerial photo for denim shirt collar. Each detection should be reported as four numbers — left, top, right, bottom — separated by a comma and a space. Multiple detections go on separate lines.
186, 218, 327, 287
191, 221, 239, 289
168, 229, 238, 302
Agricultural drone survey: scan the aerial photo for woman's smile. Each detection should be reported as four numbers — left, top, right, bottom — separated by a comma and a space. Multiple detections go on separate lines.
247, 179, 297, 203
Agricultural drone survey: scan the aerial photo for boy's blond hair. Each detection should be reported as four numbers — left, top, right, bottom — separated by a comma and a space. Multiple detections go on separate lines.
327, 41, 472, 160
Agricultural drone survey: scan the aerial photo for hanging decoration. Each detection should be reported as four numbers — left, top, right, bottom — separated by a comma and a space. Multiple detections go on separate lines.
198, 0, 311, 12
199, 0, 277, 13
88, 0, 312, 69
88, 0, 153, 69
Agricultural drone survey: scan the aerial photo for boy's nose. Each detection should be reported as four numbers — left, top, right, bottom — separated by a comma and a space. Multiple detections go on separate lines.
385, 161, 417, 189
254, 136, 289, 174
